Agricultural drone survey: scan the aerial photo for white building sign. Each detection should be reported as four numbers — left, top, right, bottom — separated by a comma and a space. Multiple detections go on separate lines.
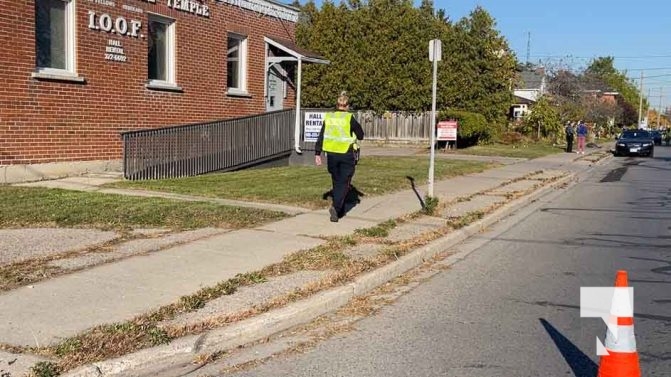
304, 112, 324, 143
219, 0, 298, 22
88, 11, 142, 38
167, 0, 211, 17
105, 39, 127, 62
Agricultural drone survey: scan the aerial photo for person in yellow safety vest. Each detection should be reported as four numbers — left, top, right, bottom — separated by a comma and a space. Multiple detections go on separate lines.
315, 91, 365, 222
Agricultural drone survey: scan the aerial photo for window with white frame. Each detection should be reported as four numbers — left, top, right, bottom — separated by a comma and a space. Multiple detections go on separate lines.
147, 14, 176, 87
35, 0, 76, 75
227, 34, 248, 94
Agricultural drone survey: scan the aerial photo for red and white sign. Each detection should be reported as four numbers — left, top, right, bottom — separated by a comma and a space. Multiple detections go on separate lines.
437, 120, 458, 141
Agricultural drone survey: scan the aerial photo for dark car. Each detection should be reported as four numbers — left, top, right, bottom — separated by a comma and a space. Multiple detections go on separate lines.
614, 130, 654, 157
651, 130, 663, 145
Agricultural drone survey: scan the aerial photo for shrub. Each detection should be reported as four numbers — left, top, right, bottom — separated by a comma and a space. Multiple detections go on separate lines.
437, 109, 491, 146
499, 131, 525, 145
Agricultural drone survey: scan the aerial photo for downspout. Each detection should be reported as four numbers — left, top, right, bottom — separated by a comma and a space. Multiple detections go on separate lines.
294, 57, 303, 154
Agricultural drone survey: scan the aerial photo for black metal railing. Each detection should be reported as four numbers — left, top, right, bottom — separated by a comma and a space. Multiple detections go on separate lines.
122, 109, 295, 180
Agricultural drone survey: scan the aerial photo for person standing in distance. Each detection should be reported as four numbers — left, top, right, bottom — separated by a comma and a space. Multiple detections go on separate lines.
315, 91, 365, 222
565, 121, 575, 153
576, 120, 588, 154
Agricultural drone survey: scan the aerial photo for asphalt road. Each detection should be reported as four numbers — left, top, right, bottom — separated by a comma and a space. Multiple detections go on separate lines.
227, 148, 671, 377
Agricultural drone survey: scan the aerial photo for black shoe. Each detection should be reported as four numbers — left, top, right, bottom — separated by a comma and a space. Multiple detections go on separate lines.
329, 206, 339, 222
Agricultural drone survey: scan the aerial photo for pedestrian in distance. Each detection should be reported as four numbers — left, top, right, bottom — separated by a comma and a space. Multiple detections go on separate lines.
576, 120, 588, 154
315, 91, 365, 222
565, 121, 575, 153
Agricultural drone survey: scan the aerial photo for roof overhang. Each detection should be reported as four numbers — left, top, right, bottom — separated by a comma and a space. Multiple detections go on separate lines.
263, 37, 329, 155
512, 95, 535, 105
513, 90, 538, 103
264, 36, 330, 65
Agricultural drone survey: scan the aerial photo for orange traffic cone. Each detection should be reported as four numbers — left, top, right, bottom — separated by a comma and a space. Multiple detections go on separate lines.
597, 270, 641, 377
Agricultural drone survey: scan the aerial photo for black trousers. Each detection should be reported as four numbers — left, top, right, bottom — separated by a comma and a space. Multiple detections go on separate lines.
566, 135, 574, 152
326, 152, 356, 215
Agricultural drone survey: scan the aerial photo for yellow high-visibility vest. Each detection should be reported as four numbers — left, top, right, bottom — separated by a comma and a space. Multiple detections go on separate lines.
322, 112, 355, 154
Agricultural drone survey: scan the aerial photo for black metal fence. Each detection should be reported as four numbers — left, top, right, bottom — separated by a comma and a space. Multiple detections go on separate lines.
121, 108, 433, 180
122, 109, 295, 180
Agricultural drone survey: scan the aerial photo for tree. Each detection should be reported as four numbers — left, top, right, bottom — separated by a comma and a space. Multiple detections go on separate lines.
523, 96, 561, 140
585, 57, 646, 124
294, 1, 516, 125
545, 57, 645, 127
444, 7, 516, 126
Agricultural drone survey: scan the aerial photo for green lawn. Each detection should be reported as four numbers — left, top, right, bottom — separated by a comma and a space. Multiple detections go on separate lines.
106, 156, 495, 209
458, 143, 564, 159
0, 186, 287, 230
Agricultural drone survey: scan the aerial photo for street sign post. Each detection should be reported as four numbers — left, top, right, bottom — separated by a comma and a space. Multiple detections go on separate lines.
428, 39, 441, 197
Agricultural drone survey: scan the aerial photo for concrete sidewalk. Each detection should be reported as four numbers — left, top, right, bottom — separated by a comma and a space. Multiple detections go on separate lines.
0, 147, 611, 376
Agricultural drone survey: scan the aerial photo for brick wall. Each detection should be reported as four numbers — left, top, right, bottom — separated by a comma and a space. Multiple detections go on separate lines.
0, 0, 297, 165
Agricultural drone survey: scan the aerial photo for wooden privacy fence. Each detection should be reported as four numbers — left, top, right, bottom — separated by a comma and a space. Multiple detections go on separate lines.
298, 109, 433, 152
300, 109, 433, 147
354, 111, 432, 141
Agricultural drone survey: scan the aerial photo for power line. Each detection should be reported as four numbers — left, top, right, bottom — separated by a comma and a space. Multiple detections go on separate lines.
636, 79, 671, 84
529, 54, 671, 59
630, 73, 671, 79
623, 67, 671, 71
524, 55, 671, 72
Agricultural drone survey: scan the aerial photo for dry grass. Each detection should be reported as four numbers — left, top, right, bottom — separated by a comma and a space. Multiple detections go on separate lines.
353, 219, 397, 238
31, 174, 554, 373
0, 259, 63, 292
0, 232, 155, 292
334, 296, 379, 317
446, 211, 485, 229
182, 247, 465, 376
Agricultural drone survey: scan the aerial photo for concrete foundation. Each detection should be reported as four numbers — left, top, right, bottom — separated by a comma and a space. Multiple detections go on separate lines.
0, 160, 122, 184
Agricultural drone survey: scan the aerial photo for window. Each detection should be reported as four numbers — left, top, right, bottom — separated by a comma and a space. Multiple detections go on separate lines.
227, 34, 248, 95
147, 14, 177, 89
35, 0, 75, 75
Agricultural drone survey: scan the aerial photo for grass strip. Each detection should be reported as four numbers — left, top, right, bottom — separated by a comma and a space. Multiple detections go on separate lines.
105, 157, 494, 209
0, 186, 287, 230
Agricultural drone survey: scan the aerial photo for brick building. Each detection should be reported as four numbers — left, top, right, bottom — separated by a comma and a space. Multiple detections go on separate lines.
1, 0, 324, 182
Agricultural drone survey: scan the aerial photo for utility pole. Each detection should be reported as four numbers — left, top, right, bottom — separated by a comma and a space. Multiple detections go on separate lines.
428, 39, 441, 198
658, 87, 663, 128
638, 71, 644, 127
527, 32, 532, 65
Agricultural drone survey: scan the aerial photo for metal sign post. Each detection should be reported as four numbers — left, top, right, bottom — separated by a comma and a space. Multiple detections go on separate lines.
428, 39, 441, 197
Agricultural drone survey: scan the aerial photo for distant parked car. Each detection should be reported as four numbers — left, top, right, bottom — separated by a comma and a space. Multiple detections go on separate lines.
651, 130, 662, 145
614, 130, 654, 157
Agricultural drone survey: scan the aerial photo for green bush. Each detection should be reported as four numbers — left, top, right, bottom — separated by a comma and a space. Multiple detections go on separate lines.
422, 195, 439, 215
437, 109, 491, 145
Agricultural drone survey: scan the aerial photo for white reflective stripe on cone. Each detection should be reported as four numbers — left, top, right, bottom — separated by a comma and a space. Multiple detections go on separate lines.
605, 325, 637, 353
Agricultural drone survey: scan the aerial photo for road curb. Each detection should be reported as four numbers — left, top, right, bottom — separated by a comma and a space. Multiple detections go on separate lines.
63, 173, 576, 377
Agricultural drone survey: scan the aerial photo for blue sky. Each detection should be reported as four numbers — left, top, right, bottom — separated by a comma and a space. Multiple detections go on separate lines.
303, 0, 671, 111
439, 0, 671, 111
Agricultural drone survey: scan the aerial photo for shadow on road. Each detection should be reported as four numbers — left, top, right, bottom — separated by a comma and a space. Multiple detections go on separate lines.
539, 318, 598, 377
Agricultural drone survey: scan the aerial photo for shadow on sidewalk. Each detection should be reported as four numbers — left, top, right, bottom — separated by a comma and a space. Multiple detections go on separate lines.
322, 185, 366, 217
539, 318, 598, 377
406, 176, 426, 210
